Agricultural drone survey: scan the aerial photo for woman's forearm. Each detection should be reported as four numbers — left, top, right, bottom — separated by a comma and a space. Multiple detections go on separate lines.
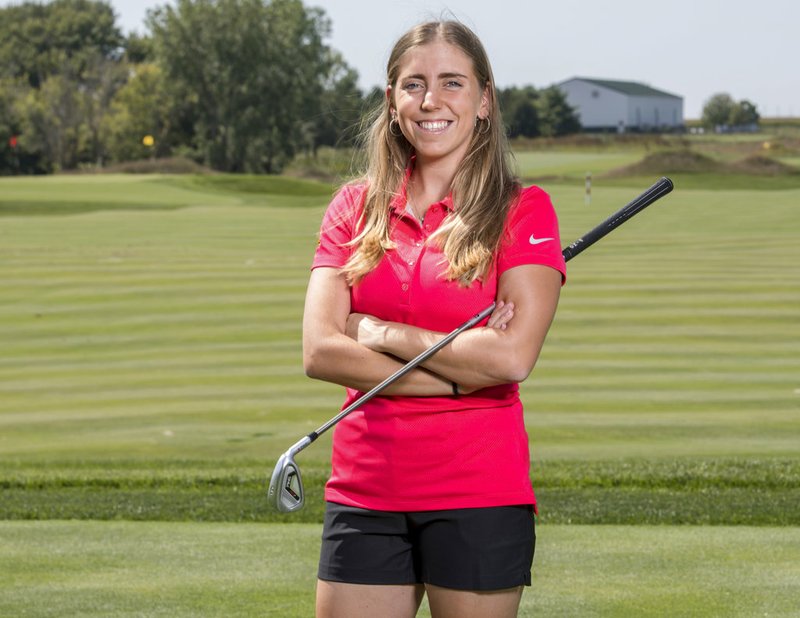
303, 267, 454, 396
346, 265, 562, 390
361, 321, 527, 388
303, 331, 454, 396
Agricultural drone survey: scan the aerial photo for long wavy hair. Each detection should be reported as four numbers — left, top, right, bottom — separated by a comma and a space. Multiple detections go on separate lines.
342, 20, 519, 286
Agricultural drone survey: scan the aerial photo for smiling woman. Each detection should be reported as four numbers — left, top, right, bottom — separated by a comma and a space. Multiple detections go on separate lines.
390, 40, 490, 186
299, 19, 566, 618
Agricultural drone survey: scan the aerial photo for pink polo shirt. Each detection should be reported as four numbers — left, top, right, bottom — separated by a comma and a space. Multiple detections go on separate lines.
312, 179, 566, 512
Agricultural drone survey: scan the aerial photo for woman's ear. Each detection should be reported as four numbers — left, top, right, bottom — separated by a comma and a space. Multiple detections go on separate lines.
385, 85, 394, 113
479, 83, 491, 120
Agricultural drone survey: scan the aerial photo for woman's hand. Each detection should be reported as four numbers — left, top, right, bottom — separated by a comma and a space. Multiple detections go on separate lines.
348, 265, 560, 388
486, 300, 515, 330
303, 268, 453, 395
346, 313, 387, 352
348, 301, 514, 352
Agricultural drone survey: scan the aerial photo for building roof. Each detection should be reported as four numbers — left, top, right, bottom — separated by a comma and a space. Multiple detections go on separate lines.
563, 77, 682, 100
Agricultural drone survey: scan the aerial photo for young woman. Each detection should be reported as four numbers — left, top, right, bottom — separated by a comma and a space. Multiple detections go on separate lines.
303, 20, 566, 618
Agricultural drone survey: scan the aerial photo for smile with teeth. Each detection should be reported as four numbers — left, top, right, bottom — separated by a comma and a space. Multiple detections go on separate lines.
418, 120, 452, 132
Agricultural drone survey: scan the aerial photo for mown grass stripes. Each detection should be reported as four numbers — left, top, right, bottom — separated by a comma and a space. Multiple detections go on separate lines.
3, 522, 799, 617
1, 173, 798, 524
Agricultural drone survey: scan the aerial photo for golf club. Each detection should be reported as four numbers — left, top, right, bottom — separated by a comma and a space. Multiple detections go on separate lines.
268, 176, 674, 513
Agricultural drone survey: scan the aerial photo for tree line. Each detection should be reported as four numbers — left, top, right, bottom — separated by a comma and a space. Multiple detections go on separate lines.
0, 0, 582, 175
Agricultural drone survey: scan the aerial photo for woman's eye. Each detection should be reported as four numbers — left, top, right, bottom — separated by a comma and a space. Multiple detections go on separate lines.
404, 82, 423, 91
445, 80, 463, 88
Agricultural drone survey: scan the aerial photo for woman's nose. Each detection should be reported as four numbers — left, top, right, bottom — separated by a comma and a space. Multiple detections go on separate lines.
421, 89, 440, 110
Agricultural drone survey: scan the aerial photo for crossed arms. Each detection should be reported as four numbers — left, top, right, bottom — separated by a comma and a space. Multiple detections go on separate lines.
302, 264, 561, 396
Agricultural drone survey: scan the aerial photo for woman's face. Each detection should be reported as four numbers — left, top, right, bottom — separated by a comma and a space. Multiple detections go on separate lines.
389, 40, 489, 169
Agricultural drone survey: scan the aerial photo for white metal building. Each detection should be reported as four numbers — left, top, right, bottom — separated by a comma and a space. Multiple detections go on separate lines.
557, 77, 684, 132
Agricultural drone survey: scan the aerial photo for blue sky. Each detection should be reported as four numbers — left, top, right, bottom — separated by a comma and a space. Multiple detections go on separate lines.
8, 0, 799, 119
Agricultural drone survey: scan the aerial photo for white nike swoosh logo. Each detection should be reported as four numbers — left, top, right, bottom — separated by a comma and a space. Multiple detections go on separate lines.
529, 235, 554, 245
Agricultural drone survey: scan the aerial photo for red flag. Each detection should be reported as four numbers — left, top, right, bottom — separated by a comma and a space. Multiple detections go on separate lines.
9, 135, 17, 148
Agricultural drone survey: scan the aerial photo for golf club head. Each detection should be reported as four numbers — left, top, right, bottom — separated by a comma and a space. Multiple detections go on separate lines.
267, 451, 305, 513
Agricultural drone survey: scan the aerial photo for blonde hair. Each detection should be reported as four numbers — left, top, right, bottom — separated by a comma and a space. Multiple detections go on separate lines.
343, 20, 518, 286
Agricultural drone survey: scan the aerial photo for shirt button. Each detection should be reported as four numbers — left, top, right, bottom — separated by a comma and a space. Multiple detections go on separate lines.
408, 260, 414, 265
401, 283, 409, 291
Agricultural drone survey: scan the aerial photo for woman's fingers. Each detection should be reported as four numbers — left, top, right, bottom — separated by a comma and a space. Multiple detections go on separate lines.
486, 300, 514, 330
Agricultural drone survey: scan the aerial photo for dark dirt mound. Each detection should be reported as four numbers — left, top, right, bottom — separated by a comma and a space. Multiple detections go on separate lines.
729, 155, 800, 176
607, 150, 723, 176
606, 149, 799, 177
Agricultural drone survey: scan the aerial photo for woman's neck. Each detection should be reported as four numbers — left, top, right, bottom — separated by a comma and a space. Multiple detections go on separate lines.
408, 158, 457, 207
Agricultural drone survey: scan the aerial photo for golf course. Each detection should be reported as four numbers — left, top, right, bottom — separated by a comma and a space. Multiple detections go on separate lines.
1, 136, 799, 616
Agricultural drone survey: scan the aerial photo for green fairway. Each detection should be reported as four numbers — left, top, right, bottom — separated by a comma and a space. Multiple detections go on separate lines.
1, 162, 799, 616
1, 172, 799, 525
1, 521, 798, 617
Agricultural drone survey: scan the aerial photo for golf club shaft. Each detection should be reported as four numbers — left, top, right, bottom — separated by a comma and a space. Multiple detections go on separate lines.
302, 303, 496, 446
563, 176, 673, 261
290, 176, 673, 456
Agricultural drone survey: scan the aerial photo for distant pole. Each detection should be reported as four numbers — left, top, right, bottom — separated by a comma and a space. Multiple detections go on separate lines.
585, 172, 592, 206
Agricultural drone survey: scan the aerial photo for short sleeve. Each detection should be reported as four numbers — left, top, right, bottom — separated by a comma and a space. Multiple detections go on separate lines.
496, 186, 567, 284
311, 184, 366, 270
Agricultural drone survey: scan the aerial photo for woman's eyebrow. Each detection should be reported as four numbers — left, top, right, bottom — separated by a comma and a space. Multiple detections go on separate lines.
400, 72, 469, 81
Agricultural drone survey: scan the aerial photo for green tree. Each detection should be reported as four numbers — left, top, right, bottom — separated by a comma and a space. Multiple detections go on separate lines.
21, 74, 85, 170
0, 79, 24, 173
148, 0, 341, 173
0, 0, 127, 171
701, 93, 736, 129
536, 86, 581, 137
123, 33, 155, 65
311, 50, 364, 151
12, 53, 127, 170
1, 78, 51, 174
0, 0, 123, 88
102, 64, 174, 162
362, 86, 385, 113
83, 53, 131, 165
728, 99, 760, 127
498, 86, 540, 138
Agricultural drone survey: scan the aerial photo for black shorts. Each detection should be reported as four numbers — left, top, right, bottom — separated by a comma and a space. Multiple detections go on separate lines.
318, 502, 535, 591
